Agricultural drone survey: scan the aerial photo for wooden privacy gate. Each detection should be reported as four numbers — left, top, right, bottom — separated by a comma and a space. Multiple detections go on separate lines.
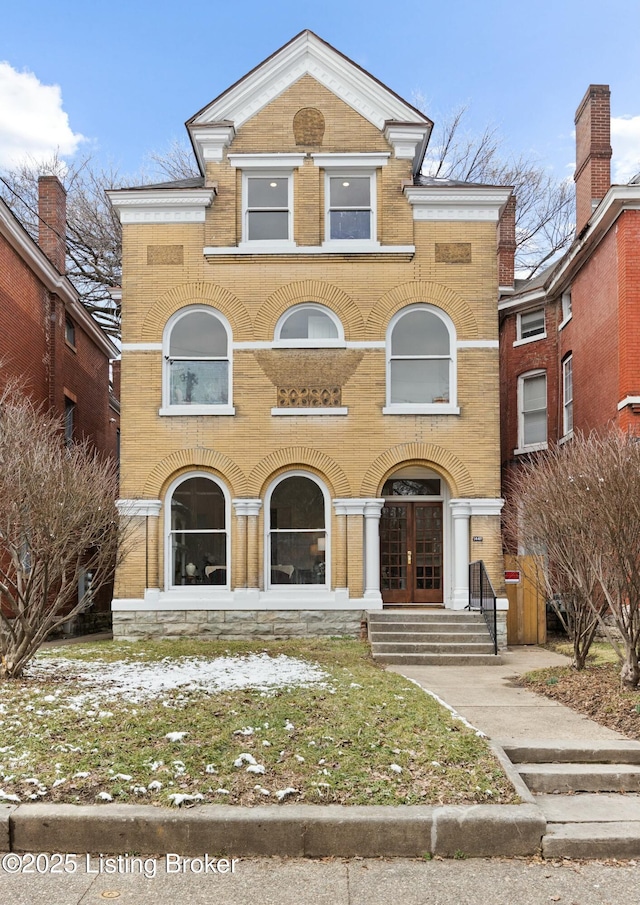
505, 554, 546, 645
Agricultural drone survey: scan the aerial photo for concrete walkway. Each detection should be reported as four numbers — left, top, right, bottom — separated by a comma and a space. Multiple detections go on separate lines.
390, 645, 627, 743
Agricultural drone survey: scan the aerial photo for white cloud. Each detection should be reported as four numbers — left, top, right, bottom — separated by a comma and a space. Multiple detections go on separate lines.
0, 61, 85, 168
611, 115, 640, 183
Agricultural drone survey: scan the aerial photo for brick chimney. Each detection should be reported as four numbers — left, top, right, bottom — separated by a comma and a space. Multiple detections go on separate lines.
574, 84, 612, 233
497, 194, 516, 287
38, 175, 67, 273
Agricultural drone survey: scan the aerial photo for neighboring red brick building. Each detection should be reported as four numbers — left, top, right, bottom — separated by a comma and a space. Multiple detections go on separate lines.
500, 85, 640, 489
0, 175, 120, 630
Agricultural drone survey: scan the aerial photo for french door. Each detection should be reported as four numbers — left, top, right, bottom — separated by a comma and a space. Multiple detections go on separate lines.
380, 501, 443, 605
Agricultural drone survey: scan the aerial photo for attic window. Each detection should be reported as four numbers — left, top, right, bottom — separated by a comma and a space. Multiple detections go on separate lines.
515, 308, 546, 345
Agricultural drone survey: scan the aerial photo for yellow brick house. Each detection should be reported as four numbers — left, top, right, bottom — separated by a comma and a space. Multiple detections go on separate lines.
108, 31, 511, 644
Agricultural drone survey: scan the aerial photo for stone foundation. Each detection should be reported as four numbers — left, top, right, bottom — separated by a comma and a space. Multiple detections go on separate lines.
497, 611, 507, 650
112, 609, 365, 641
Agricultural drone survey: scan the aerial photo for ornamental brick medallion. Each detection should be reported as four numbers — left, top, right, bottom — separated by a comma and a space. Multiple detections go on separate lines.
293, 108, 325, 145
277, 387, 342, 407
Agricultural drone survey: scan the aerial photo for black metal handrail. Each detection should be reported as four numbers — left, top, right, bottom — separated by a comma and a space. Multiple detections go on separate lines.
468, 560, 498, 655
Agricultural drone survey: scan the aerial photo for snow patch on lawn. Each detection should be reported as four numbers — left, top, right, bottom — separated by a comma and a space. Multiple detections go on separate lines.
28, 653, 329, 705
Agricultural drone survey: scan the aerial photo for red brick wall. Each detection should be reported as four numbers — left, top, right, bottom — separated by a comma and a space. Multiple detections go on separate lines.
500, 301, 561, 471
616, 211, 640, 433
0, 239, 50, 403
569, 226, 619, 432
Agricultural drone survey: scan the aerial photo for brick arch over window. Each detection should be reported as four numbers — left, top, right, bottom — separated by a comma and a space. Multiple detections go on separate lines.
360, 443, 475, 498
144, 448, 248, 499
140, 283, 253, 343
365, 282, 478, 341
248, 447, 351, 498
254, 281, 365, 342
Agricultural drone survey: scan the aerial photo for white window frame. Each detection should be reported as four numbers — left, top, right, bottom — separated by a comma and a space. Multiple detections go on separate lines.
274, 303, 345, 348
514, 308, 546, 346
164, 472, 231, 591
312, 153, 388, 251
383, 304, 460, 415
228, 154, 304, 250
515, 369, 548, 454
241, 170, 294, 247
160, 305, 235, 416
559, 289, 573, 330
562, 354, 573, 438
264, 471, 331, 591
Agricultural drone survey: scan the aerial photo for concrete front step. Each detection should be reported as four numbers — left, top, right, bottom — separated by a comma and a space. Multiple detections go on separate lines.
517, 762, 640, 793
536, 792, 640, 823
502, 740, 640, 765
370, 623, 488, 636
543, 822, 640, 859
369, 610, 486, 624
371, 631, 492, 644
372, 641, 495, 655
371, 652, 501, 666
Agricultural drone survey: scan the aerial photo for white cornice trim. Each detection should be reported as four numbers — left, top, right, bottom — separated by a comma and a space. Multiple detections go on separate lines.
450, 497, 504, 517
384, 124, 430, 160
404, 185, 512, 222
188, 32, 430, 138
0, 200, 118, 359
498, 288, 547, 311
107, 189, 215, 224
311, 152, 389, 169
189, 125, 235, 168
121, 343, 162, 352
457, 340, 499, 349
117, 499, 162, 517
228, 153, 306, 169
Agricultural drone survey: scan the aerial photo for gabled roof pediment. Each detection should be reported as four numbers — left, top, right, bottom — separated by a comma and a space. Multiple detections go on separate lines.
187, 31, 432, 173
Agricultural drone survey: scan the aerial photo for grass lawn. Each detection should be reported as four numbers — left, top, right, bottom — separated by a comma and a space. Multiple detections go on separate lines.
521, 639, 640, 740
0, 638, 517, 808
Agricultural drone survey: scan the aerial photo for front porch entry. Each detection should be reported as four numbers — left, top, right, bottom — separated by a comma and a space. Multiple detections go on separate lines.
380, 501, 443, 606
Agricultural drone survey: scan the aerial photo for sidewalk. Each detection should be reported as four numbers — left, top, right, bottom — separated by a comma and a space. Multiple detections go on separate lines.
390, 645, 627, 743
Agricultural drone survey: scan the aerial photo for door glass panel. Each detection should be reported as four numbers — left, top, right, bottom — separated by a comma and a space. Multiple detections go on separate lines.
380, 505, 407, 591
415, 505, 443, 590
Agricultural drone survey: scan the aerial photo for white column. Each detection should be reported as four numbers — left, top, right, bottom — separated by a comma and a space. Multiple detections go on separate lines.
363, 499, 385, 603
450, 500, 471, 610
233, 499, 262, 603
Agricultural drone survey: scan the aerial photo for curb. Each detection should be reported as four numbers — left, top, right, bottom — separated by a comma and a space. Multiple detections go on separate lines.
2, 802, 545, 859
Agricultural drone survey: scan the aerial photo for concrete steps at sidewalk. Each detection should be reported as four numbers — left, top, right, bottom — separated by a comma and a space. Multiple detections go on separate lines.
368, 610, 500, 666
502, 740, 640, 858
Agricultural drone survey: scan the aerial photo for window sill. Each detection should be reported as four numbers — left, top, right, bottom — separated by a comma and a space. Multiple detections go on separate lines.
558, 431, 574, 445
271, 407, 348, 416
159, 405, 235, 416
513, 333, 547, 347
204, 244, 415, 257
383, 404, 460, 416
558, 315, 573, 331
513, 442, 548, 456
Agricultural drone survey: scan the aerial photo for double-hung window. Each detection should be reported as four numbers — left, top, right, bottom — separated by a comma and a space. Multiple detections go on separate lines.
517, 371, 547, 452
228, 154, 304, 248
245, 175, 291, 242
161, 307, 234, 416
384, 305, 459, 415
515, 308, 546, 344
562, 355, 573, 436
312, 153, 388, 248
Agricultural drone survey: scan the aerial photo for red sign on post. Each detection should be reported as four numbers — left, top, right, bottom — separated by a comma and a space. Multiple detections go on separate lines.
504, 570, 521, 584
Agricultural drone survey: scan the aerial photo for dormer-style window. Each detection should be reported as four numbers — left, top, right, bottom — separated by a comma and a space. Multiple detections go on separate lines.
274, 304, 344, 347
160, 306, 234, 416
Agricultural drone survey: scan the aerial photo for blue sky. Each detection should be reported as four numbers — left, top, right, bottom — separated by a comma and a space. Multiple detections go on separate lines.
1, 0, 639, 182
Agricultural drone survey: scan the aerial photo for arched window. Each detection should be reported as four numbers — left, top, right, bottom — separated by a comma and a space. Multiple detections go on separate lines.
167, 474, 228, 588
274, 304, 344, 347
266, 474, 328, 587
161, 307, 234, 415
384, 305, 458, 414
